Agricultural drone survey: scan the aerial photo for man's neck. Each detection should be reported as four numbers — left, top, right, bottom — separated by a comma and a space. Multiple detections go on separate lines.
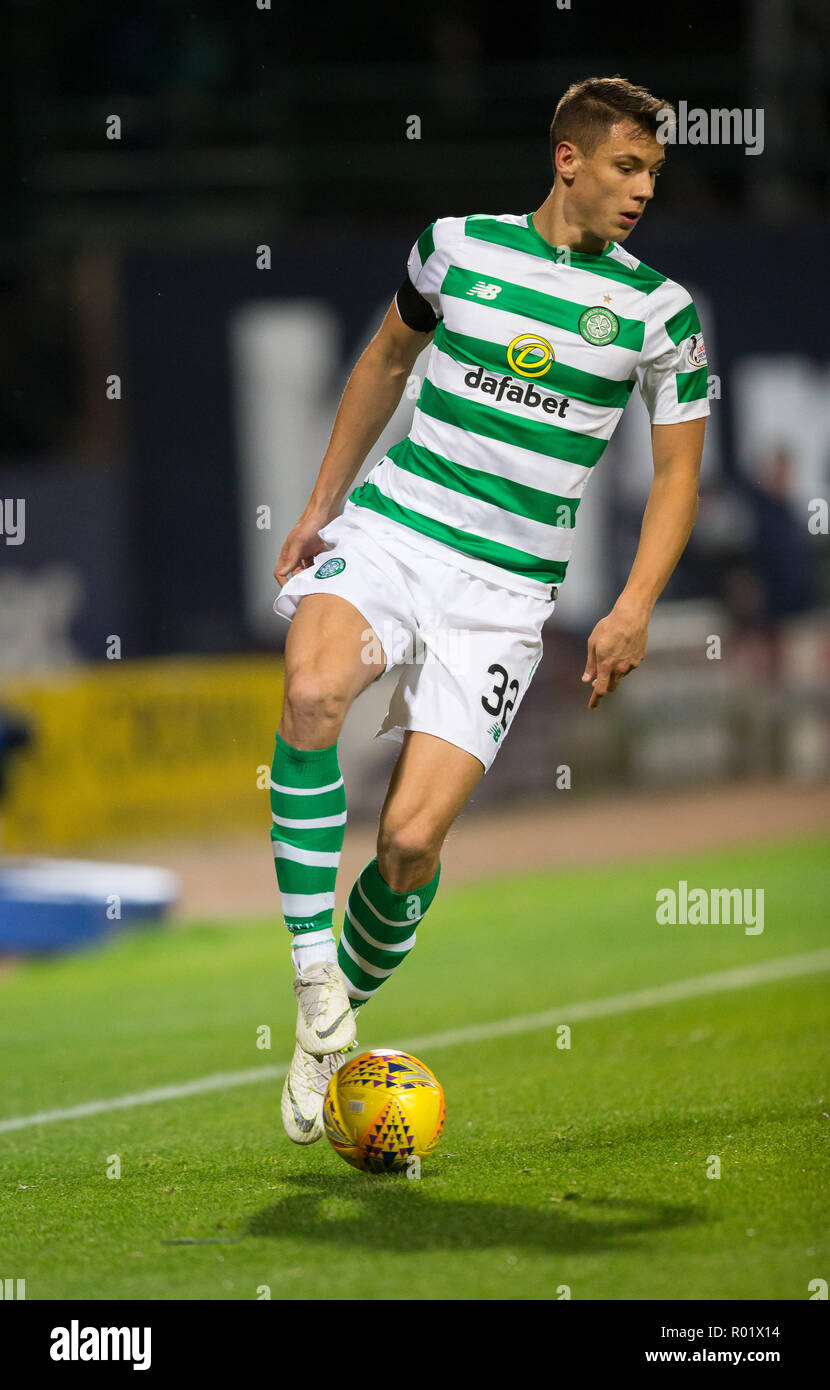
531, 189, 609, 256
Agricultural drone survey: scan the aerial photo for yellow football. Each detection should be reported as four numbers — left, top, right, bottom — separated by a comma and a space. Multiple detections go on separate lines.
323, 1049, 446, 1174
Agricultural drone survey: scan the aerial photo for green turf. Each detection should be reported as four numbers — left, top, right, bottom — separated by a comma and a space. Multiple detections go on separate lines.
0, 836, 828, 1300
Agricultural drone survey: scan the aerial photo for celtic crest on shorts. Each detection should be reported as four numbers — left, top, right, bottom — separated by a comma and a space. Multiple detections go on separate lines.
314, 557, 346, 579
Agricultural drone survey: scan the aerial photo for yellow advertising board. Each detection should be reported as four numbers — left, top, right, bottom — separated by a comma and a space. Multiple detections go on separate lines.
0, 655, 284, 852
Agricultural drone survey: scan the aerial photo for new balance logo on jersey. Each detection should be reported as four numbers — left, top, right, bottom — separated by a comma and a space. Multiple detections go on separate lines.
488, 722, 502, 743
466, 280, 502, 300
464, 364, 571, 418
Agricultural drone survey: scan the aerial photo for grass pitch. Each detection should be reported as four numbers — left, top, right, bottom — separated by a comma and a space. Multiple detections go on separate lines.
0, 836, 828, 1301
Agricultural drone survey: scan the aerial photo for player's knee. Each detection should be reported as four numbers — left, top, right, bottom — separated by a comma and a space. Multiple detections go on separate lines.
282, 670, 349, 735
378, 816, 442, 874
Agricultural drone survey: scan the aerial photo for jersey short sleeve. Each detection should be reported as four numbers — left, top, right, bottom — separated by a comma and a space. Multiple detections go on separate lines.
394, 219, 454, 332
636, 283, 711, 425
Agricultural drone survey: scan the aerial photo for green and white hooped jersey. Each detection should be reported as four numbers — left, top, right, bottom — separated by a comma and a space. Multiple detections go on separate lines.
345, 211, 709, 599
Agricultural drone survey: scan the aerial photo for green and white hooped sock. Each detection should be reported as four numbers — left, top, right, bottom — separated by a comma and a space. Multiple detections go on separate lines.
270, 732, 346, 971
338, 857, 441, 1009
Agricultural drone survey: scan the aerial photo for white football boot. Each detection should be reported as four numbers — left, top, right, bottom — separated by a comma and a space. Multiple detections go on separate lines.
293, 960, 356, 1055
281, 1038, 357, 1144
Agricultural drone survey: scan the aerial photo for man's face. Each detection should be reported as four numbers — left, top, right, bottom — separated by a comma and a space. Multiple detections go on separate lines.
560, 120, 665, 243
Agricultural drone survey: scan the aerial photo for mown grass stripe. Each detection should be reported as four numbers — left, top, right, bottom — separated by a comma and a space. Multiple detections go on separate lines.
2, 948, 827, 1135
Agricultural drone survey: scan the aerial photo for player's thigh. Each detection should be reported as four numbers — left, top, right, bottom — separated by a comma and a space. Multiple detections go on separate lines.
378, 730, 484, 854
284, 593, 387, 703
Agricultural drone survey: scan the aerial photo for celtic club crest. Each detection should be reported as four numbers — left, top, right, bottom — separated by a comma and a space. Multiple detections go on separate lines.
578, 306, 620, 345
314, 557, 346, 579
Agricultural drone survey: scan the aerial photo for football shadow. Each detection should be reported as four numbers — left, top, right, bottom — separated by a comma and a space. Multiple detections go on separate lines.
247, 1173, 705, 1255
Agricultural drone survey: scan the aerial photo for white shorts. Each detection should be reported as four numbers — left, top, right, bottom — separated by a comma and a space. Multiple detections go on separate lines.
273, 514, 556, 772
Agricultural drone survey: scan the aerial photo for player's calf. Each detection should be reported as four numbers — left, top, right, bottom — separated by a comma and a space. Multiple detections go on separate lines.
337, 855, 441, 1012
270, 730, 353, 1039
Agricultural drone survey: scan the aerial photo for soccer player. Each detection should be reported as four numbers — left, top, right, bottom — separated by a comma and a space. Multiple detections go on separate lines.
271, 76, 709, 1142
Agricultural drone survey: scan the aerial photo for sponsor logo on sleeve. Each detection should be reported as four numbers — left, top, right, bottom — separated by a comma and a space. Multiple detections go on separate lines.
687, 332, 708, 366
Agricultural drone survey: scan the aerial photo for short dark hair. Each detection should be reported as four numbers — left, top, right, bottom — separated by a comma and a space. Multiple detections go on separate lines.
550, 76, 674, 169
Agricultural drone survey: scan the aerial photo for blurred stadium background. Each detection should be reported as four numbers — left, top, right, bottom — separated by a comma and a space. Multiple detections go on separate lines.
0, 0, 828, 937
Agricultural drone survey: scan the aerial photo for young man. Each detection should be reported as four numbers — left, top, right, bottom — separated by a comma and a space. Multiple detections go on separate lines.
271, 76, 709, 1143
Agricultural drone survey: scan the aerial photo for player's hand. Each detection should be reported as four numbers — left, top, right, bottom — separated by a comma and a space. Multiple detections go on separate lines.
581, 602, 649, 710
274, 513, 331, 587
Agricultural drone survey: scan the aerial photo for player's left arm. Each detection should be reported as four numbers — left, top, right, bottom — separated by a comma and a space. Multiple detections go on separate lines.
582, 415, 705, 710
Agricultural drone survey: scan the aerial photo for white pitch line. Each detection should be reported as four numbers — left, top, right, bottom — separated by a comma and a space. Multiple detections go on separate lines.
2, 948, 828, 1136
400, 947, 830, 1054
0, 1066, 289, 1134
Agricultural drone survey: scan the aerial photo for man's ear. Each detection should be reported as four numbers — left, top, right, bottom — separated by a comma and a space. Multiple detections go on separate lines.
554, 140, 579, 186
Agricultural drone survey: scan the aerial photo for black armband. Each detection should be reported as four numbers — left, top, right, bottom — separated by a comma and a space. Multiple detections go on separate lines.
395, 274, 439, 332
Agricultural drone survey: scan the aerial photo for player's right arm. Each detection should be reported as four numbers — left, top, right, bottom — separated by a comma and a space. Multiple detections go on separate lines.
274, 302, 434, 585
